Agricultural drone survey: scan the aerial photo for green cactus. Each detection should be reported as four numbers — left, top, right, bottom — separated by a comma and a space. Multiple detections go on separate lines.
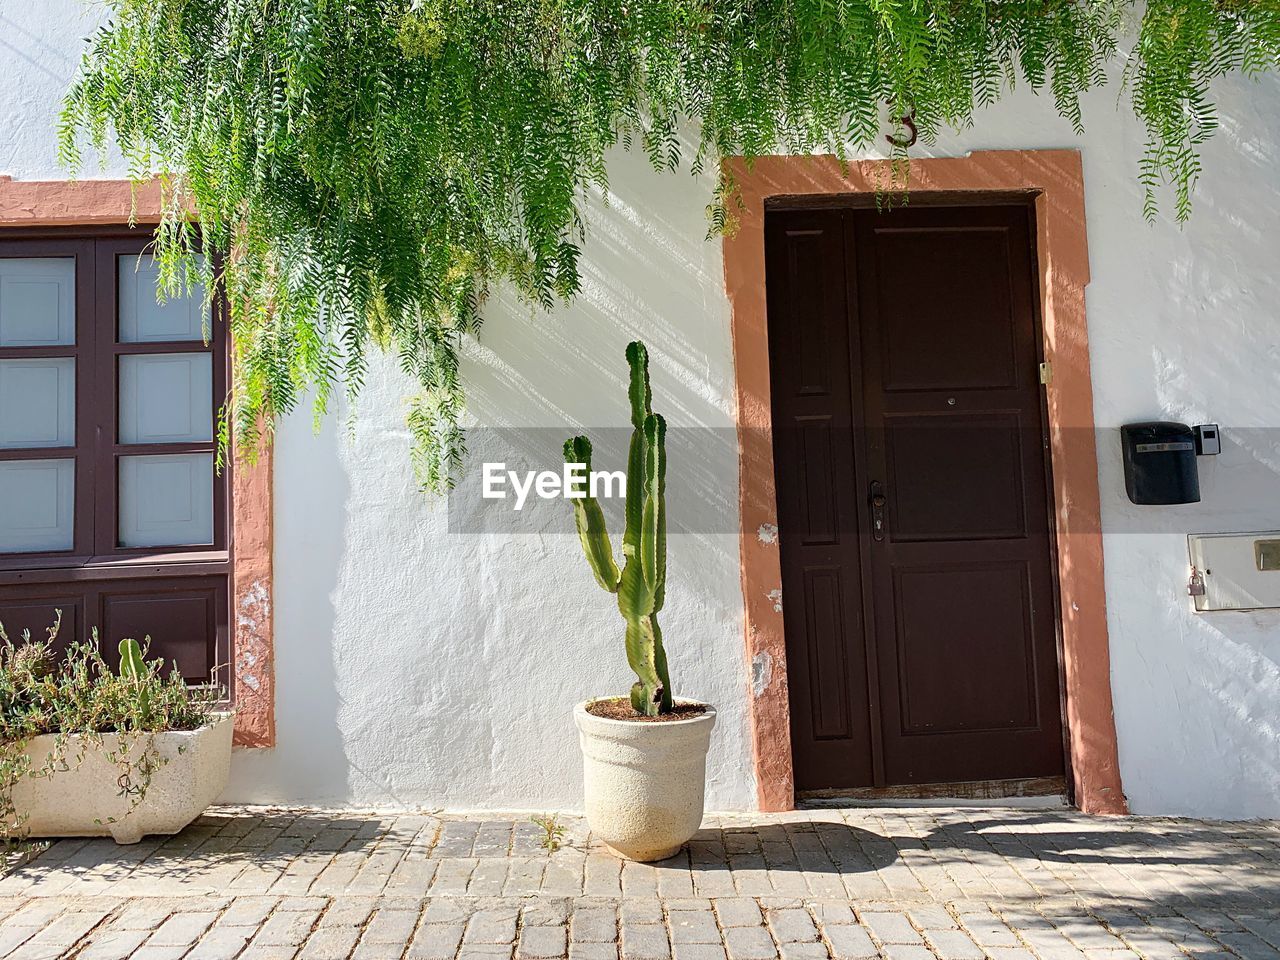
118, 637, 152, 717
564, 341, 673, 716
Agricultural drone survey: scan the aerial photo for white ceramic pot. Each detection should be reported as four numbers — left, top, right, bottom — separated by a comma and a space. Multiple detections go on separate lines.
11, 715, 233, 844
575, 699, 716, 861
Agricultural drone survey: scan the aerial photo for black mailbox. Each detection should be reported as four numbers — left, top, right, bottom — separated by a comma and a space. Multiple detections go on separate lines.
1120, 421, 1200, 505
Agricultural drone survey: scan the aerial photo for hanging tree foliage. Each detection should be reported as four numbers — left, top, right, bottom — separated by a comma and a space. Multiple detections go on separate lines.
61, 0, 1280, 488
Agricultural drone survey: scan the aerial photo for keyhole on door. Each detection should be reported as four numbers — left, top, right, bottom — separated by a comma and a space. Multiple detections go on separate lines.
870, 481, 887, 542
947, 397, 956, 406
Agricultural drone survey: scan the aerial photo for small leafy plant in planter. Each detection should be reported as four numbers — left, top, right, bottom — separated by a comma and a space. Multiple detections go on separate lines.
0, 613, 232, 860
564, 341, 716, 862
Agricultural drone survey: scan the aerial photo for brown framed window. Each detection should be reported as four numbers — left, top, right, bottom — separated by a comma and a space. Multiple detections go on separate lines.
0, 228, 230, 689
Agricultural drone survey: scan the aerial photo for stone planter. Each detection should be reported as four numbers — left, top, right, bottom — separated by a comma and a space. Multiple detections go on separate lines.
574, 699, 716, 861
11, 715, 233, 844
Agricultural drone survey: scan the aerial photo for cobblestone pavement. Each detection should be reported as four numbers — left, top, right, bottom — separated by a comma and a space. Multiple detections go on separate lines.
0, 806, 1276, 960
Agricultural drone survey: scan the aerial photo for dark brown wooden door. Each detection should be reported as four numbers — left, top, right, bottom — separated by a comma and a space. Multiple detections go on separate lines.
766, 202, 1065, 792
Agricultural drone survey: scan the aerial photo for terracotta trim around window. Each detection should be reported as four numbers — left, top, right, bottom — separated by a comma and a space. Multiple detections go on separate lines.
721, 151, 1126, 814
0, 176, 275, 748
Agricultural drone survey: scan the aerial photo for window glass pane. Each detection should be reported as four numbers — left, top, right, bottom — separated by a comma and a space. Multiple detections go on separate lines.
118, 453, 214, 548
118, 353, 213, 444
118, 254, 208, 343
0, 459, 74, 552
0, 358, 75, 449
0, 258, 75, 346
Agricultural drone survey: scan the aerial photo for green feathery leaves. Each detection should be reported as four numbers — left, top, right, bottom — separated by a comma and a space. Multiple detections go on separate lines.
59, 0, 1280, 487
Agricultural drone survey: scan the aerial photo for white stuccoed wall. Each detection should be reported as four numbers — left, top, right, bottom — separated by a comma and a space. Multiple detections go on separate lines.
4, 0, 1279, 817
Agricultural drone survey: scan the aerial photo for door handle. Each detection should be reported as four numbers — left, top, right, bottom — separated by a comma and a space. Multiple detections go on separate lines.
870, 481, 887, 542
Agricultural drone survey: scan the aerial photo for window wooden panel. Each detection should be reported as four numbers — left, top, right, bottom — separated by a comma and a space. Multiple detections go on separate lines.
118, 254, 208, 343
0, 238, 97, 565
93, 237, 228, 560
0, 357, 76, 448
0, 458, 75, 551
118, 352, 213, 444
0, 257, 76, 346
118, 452, 216, 548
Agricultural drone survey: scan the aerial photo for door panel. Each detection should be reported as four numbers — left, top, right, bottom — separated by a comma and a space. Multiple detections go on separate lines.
885, 413, 1028, 541
893, 562, 1038, 734
874, 227, 1020, 392
764, 211, 875, 790
766, 202, 1065, 791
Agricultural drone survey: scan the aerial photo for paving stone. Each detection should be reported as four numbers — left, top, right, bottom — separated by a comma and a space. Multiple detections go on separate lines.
240, 945, 303, 960
467, 908, 520, 943
187, 928, 255, 960
674, 944, 729, 960
518, 925, 569, 959
3, 900, 67, 927
364, 908, 422, 942
777, 943, 828, 960
299, 926, 362, 960
808, 903, 855, 927
27, 909, 107, 946
571, 941, 620, 960
667, 899, 711, 912
822, 924, 876, 959
525, 900, 573, 926
713, 899, 763, 929
461, 946, 516, 960
957, 912, 1020, 948
149, 912, 219, 947
319, 899, 378, 929
221, 897, 280, 926
423, 900, 475, 926
1211, 931, 1280, 957
585, 857, 624, 897
923, 928, 983, 960
621, 900, 666, 925
767, 909, 818, 943
79, 929, 151, 960
622, 924, 673, 960
572, 907, 619, 942
410, 922, 467, 959
907, 906, 955, 930
724, 926, 778, 960
879, 946, 935, 960
129, 947, 191, 960
860, 912, 922, 945
254, 909, 322, 947
670, 910, 721, 944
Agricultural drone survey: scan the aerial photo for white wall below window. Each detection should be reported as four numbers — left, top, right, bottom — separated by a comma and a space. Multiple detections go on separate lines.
4, 0, 1278, 817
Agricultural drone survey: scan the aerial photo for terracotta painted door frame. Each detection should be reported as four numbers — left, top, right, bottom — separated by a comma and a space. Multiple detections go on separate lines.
0, 176, 275, 748
722, 150, 1126, 814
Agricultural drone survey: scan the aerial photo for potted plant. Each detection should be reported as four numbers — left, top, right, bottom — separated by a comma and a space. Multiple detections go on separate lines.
564, 341, 716, 862
1, 613, 232, 851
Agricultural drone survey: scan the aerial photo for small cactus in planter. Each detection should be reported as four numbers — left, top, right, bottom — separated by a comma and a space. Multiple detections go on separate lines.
118, 638, 152, 719
564, 340, 672, 717
565, 341, 716, 862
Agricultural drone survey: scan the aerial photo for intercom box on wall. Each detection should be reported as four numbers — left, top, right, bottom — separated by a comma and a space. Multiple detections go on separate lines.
1194, 423, 1221, 456
1120, 421, 1200, 505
